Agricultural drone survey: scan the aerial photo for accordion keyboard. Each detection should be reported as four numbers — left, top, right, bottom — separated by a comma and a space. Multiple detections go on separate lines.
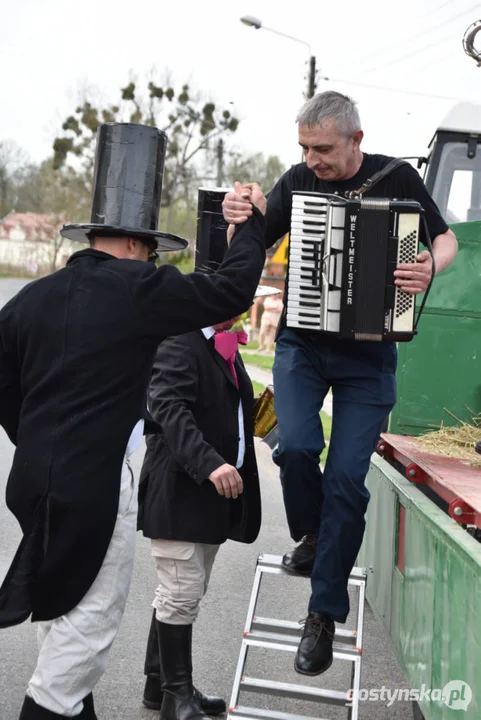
286, 194, 328, 330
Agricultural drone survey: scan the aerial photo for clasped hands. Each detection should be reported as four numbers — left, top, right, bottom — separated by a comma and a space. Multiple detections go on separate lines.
223, 181, 266, 244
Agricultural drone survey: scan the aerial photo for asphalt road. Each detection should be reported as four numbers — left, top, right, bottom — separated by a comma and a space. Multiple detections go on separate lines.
0, 278, 413, 720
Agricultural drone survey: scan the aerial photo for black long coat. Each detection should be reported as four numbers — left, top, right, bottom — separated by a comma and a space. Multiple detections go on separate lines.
0, 209, 265, 627
138, 330, 261, 545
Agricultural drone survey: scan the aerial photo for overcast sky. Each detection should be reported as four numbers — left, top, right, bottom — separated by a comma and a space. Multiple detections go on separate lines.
2, 0, 480, 173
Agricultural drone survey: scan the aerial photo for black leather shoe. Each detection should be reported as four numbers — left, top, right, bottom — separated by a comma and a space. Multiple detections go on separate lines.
143, 675, 225, 715
294, 612, 335, 676
282, 535, 317, 575
193, 688, 226, 716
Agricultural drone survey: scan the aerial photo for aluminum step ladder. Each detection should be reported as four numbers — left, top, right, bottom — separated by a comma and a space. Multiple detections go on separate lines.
228, 553, 366, 720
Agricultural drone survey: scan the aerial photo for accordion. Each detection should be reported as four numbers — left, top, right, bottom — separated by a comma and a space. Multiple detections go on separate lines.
286, 192, 423, 341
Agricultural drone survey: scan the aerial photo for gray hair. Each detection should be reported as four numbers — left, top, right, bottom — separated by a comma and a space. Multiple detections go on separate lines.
296, 91, 361, 136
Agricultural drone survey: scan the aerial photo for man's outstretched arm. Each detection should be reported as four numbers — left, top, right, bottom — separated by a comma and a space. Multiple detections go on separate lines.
136, 187, 268, 339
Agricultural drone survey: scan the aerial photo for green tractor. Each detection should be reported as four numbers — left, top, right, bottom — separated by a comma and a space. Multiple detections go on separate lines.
390, 101, 481, 435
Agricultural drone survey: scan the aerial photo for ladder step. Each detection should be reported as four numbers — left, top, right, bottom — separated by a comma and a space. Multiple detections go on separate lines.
229, 705, 332, 720
251, 616, 358, 646
228, 551, 365, 720
240, 676, 351, 706
257, 554, 367, 585
244, 635, 361, 662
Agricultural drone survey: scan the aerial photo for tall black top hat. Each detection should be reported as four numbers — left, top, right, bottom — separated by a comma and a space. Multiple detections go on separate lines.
61, 123, 187, 252
194, 187, 231, 273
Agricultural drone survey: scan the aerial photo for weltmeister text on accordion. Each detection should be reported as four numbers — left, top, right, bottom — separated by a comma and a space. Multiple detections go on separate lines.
286, 191, 424, 342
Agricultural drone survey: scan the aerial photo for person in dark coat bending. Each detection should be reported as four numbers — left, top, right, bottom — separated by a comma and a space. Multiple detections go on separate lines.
0, 124, 267, 720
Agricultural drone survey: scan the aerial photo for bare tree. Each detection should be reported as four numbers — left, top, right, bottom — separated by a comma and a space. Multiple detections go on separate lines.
0, 141, 30, 218
225, 152, 286, 193
53, 78, 239, 217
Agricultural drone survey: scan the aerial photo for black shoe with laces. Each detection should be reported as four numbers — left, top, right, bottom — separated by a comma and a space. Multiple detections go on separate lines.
295, 612, 335, 676
282, 535, 317, 575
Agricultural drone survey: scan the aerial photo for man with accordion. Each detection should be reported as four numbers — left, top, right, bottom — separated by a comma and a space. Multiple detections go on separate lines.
222, 90, 457, 677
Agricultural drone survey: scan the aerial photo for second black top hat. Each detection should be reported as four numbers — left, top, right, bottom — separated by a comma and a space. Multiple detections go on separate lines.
194, 185, 281, 299
194, 187, 232, 273
61, 123, 187, 252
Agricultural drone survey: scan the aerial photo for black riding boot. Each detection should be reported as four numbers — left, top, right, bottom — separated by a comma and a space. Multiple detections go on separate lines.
80, 694, 98, 719
143, 610, 164, 710
158, 622, 207, 720
143, 611, 226, 716
19, 694, 97, 719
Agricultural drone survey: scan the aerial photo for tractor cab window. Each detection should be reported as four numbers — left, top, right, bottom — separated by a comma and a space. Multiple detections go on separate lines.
431, 139, 481, 224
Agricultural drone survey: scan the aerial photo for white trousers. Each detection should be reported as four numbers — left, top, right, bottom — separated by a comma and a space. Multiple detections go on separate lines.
27, 458, 138, 717
151, 539, 220, 625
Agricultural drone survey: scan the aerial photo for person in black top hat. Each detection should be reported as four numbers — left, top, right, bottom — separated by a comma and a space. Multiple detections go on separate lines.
0, 124, 267, 720
222, 92, 458, 678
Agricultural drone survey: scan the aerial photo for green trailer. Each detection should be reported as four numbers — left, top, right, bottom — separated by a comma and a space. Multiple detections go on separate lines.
358, 103, 481, 720
358, 451, 481, 719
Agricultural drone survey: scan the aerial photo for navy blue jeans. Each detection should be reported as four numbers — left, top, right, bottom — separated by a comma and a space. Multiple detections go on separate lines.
272, 328, 396, 623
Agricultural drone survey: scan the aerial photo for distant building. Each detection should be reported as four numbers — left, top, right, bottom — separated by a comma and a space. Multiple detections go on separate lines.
0, 211, 80, 275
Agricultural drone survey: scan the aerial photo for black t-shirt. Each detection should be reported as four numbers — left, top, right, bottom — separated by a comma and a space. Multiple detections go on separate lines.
265, 153, 449, 249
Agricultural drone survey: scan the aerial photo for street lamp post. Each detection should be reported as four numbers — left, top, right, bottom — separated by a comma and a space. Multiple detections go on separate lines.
240, 15, 316, 99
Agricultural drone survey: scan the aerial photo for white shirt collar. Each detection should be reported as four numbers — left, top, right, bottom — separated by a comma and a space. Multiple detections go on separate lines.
202, 327, 215, 340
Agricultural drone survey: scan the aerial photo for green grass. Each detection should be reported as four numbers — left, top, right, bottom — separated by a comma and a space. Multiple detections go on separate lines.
240, 352, 275, 371
0, 273, 30, 278
320, 410, 332, 463
320, 410, 332, 442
